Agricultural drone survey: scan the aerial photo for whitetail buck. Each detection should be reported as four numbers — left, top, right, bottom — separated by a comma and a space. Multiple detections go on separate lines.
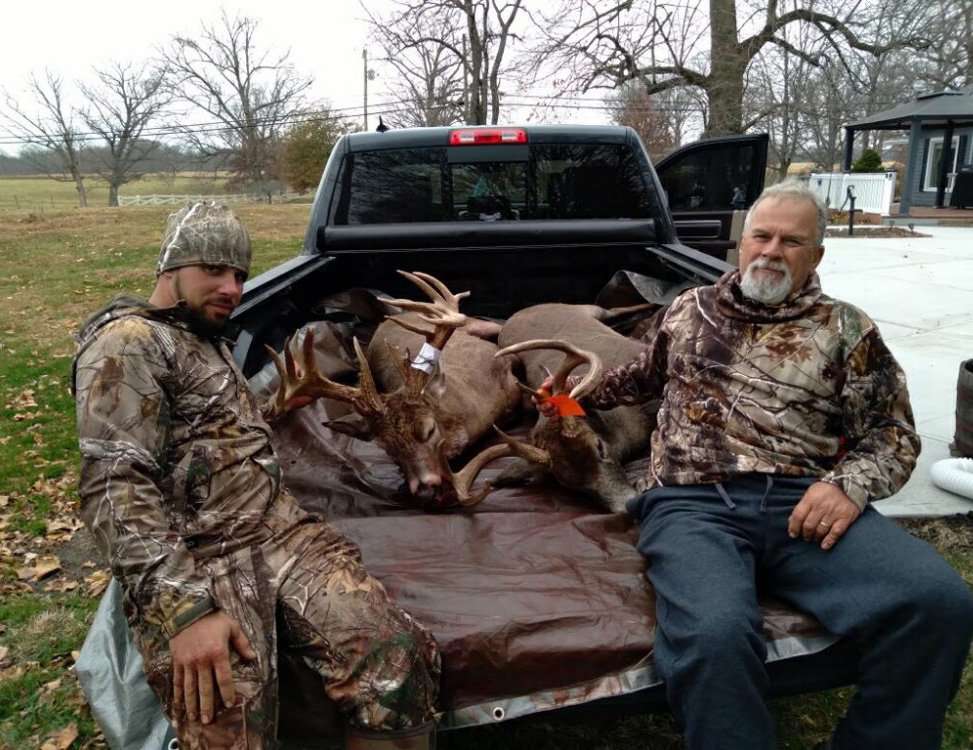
265, 271, 520, 508
463, 304, 661, 512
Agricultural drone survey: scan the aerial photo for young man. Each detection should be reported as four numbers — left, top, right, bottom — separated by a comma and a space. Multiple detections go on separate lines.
73, 202, 439, 750
578, 182, 973, 749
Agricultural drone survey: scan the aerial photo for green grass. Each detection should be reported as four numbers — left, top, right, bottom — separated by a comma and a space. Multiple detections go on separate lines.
0, 204, 969, 747
0, 204, 306, 747
0, 173, 240, 211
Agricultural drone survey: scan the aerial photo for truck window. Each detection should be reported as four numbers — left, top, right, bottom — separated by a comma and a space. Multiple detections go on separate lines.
334, 143, 659, 224
340, 147, 448, 225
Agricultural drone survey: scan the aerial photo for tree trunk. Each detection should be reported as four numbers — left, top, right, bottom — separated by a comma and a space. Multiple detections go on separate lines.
108, 183, 119, 207
705, 0, 745, 135
74, 171, 88, 208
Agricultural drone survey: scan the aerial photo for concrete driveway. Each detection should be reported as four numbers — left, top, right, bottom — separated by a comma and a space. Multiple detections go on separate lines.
818, 226, 973, 517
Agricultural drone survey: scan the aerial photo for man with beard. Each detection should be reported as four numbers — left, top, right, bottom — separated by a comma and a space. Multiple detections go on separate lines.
569, 182, 973, 749
73, 202, 440, 750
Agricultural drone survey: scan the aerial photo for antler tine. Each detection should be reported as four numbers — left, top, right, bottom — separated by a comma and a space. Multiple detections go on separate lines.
399, 270, 472, 306
351, 337, 385, 413
448, 441, 513, 507
494, 426, 553, 466
263, 328, 369, 417
496, 339, 603, 400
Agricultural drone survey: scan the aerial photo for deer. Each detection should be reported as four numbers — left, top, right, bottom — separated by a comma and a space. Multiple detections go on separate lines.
455, 303, 661, 513
264, 271, 521, 509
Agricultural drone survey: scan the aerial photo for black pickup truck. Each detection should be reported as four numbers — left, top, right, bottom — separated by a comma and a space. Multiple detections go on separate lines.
222, 125, 860, 742
78, 125, 857, 748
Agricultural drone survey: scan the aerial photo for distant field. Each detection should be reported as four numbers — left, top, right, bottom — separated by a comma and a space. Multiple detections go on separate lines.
0, 173, 236, 211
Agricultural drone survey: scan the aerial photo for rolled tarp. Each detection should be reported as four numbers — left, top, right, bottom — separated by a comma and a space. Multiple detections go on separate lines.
930, 457, 973, 500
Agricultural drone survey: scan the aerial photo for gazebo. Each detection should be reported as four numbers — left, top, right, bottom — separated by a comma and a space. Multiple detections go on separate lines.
844, 87, 973, 215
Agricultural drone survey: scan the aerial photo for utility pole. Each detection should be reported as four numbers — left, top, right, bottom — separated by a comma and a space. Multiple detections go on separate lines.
363, 47, 369, 131
462, 35, 469, 125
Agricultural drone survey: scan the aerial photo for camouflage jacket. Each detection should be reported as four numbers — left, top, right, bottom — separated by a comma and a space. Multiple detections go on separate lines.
587, 271, 919, 509
73, 297, 308, 637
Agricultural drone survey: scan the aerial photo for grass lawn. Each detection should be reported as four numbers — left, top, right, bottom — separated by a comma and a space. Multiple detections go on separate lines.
0, 173, 257, 212
0, 205, 970, 748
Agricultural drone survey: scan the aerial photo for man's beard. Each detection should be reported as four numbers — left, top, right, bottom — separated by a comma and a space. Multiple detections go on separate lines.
173, 277, 230, 337
740, 259, 793, 306
181, 305, 229, 338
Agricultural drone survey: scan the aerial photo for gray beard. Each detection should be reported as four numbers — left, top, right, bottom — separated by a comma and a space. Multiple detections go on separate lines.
740, 260, 793, 306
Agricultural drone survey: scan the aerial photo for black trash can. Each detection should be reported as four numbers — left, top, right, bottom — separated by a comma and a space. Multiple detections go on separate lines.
955, 359, 973, 457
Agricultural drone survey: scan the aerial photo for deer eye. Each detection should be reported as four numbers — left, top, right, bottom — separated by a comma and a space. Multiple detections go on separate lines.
596, 439, 609, 460
414, 419, 436, 443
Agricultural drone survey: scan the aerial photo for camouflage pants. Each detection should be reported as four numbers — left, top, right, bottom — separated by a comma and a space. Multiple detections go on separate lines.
136, 516, 440, 749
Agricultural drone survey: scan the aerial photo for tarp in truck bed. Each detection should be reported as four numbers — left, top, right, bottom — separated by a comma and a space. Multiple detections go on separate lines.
265, 324, 843, 733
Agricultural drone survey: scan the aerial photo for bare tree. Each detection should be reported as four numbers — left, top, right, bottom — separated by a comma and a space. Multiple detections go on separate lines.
163, 12, 313, 195
368, 0, 524, 126
80, 62, 170, 206
369, 10, 466, 127
608, 83, 677, 159
531, 0, 933, 136
917, 0, 972, 89
1, 71, 88, 207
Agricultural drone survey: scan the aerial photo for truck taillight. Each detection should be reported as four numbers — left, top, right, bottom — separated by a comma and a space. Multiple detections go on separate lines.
449, 128, 528, 145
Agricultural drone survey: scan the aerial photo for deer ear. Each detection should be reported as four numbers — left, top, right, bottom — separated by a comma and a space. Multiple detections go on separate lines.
324, 414, 373, 441
422, 364, 448, 400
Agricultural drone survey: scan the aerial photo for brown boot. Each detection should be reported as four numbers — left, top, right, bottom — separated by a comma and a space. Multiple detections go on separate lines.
345, 722, 436, 749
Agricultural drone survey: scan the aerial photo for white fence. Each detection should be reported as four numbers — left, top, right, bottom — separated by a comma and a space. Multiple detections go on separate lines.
118, 192, 304, 207
806, 172, 896, 215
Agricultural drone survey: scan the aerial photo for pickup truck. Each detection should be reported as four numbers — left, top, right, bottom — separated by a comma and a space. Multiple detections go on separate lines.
79, 125, 859, 747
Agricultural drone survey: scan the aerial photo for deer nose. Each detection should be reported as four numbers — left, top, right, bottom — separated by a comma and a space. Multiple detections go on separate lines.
410, 471, 443, 499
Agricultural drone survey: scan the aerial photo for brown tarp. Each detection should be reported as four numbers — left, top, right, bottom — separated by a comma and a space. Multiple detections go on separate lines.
270, 341, 837, 728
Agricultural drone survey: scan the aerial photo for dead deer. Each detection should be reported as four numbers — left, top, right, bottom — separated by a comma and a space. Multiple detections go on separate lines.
265, 271, 520, 508
461, 304, 660, 513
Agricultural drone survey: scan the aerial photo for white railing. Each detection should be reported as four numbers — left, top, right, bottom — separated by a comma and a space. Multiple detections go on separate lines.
117, 192, 304, 206
806, 172, 896, 215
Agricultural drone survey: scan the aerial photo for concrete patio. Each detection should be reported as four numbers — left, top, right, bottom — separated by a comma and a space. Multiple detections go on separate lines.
818, 225, 973, 517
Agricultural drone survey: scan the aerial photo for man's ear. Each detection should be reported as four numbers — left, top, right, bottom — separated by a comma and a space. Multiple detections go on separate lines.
811, 245, 825, 269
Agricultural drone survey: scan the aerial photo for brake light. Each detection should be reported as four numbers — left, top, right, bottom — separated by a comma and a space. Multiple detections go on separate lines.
449, 128, 528, 145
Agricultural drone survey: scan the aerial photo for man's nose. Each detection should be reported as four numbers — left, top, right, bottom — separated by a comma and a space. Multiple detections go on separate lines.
217, 272, 243, 299
759, 236, 783, 258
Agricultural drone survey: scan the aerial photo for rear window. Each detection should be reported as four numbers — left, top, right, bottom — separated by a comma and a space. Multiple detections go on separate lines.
333, 143, 659, 224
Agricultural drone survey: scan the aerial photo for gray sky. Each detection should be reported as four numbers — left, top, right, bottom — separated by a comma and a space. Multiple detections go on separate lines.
0, 1, 612, 155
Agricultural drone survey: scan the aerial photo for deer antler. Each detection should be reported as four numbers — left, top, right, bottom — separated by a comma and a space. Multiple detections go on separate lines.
495, 339, 603, 400
264, 329, 384, 418
385, 270, 470, 350
445, 427, 554, 508
445, 442, 512, 507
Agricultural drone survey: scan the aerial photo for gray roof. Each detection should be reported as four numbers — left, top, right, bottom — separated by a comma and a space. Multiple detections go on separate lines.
846, 86, 973, 130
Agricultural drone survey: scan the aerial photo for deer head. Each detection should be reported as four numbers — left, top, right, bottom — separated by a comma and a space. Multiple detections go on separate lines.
457, 339, 637, 513
266, 271, 488, 508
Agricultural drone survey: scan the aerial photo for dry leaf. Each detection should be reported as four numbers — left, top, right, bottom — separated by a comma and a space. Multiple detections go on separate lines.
43, 678, 63, 693
0, 645, 10, 669
40, 723, 78, 750
0, 495, 8, 507
70, 650, 81, 663
17, 555, 61, 581
85, 569, 111, 597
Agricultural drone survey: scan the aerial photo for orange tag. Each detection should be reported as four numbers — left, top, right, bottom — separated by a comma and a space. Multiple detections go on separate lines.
544, 394, 586, 417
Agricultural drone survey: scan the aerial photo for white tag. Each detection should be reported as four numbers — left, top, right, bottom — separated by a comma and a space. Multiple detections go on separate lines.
410, 342, 441, 373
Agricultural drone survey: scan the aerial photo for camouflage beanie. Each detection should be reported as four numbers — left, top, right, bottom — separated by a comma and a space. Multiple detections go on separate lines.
156, 201, 252, 276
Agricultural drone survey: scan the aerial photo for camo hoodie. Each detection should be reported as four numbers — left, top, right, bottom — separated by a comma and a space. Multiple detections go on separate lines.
73, 296, 307, 637
587, 271, 919, 509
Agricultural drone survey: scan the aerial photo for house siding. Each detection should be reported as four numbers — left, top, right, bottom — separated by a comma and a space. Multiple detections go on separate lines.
907, 126, 973, 207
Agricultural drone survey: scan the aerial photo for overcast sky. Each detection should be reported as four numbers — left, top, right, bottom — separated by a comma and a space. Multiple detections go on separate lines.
0, 1, 612, 155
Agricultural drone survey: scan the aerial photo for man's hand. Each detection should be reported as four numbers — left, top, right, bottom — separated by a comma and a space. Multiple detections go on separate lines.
170, 611, 256, 725
533, 375, 557, 418
788, 481, 861, 551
